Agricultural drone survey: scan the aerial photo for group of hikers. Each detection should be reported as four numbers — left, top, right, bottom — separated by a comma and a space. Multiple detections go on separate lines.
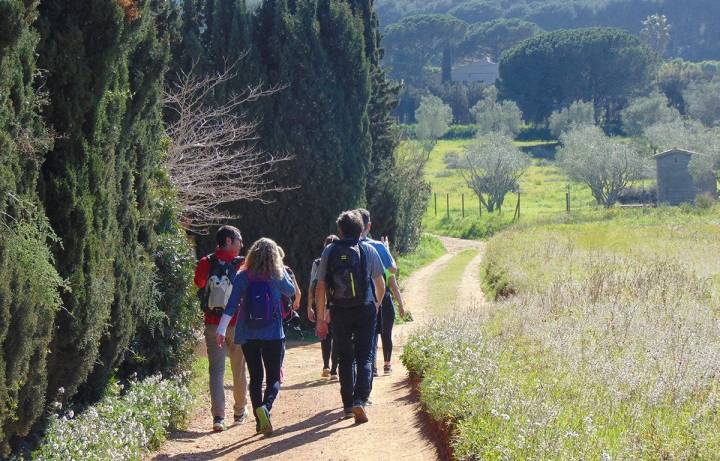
195, 208, 406, 435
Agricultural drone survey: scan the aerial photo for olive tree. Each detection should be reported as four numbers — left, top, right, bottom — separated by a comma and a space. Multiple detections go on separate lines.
683, 78, 720, 127
471, 86, 523, 136
415, 95, 453, 140
621, 92, 680, 136
461, 133, 530, 212
558, 125, 648, 207
548, 100, 596, 138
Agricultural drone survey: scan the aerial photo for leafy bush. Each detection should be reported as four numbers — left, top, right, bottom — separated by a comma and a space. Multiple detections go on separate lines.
442, 151, 461, 169
548, 100, 595, 137
34, 375, 192, 461
439, 125, 477, 139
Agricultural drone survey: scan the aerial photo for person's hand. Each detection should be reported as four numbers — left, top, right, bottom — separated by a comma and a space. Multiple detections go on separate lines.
292, 297, 301, 310
316, 320, 329, 340
381, 235, 390, 249
308, 308, 316, 322
325, 310, 331, 323
216, 333, 225, 348
398, 303, 406, 318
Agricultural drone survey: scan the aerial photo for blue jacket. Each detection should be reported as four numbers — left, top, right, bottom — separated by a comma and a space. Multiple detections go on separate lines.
217, 269, 296, 343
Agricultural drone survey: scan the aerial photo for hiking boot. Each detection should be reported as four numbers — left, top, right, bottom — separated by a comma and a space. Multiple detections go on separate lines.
330, 371, 338, 380
212, 416, 226, 432
384, 364, 392, 374
321, 367, 331, 378
255, 405, 273, 435
352, 405, 369, 424
341, 408, 354, 420
372, 368, 379, 378
255, 420, 261, 434
234, 408, 249, 425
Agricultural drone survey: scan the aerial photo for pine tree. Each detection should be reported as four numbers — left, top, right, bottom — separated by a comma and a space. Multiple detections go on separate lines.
0, 1, 63, 453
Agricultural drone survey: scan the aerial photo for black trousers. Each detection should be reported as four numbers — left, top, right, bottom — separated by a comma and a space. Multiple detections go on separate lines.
331, 303, 377, 409
241, 339, 285, 416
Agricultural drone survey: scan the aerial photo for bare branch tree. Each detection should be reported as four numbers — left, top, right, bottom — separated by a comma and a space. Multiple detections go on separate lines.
163, 60, 292, 233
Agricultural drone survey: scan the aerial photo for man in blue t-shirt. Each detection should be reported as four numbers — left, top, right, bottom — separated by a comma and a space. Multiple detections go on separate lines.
356, 209, 407, 379
315, 210, 385, 424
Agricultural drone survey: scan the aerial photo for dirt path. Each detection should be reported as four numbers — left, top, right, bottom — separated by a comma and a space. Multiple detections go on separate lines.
152, 237, 484, 461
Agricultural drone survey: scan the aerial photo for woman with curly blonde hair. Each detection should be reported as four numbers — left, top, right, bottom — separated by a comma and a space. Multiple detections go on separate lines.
216, 237, 296, 435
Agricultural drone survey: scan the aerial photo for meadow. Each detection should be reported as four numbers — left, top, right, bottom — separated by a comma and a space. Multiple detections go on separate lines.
422, 139, 600, 238
403, 206, 720, 459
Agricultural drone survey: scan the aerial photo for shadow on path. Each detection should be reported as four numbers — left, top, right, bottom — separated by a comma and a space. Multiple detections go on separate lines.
153, 409, 351, 461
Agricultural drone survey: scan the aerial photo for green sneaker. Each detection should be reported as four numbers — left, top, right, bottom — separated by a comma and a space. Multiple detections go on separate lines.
255, 405, 273, 435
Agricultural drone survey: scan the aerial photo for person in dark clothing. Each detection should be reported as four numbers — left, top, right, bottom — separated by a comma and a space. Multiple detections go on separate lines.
315, 211, 386, 424
308, 235, 340, 378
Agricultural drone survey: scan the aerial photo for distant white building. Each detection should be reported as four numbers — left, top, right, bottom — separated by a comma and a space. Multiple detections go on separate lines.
451, 59, 499, 84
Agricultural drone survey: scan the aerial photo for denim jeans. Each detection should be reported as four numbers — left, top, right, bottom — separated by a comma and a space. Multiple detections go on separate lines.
241, 339, 285, 415
331, 303, 377, 409
204, 324, 248, 419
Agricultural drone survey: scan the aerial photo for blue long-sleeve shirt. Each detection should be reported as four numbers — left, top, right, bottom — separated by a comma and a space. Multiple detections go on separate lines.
217, 269, 296, 343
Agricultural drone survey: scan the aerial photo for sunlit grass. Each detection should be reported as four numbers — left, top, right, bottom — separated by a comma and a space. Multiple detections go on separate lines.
405, 206, 720, 459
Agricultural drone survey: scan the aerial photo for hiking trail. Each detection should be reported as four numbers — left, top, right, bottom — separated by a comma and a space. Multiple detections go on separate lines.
151, 236, 484, 461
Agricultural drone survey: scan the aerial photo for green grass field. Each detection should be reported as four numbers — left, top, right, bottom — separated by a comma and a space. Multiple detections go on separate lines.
422, 139, 624, 238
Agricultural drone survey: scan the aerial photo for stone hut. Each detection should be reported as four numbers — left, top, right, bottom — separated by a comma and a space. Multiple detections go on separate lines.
654, 148, 717, 205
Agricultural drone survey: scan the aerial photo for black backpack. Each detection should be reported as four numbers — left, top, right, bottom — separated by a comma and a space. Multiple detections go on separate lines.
200, 254, 243, 315
325, 240, 368, 308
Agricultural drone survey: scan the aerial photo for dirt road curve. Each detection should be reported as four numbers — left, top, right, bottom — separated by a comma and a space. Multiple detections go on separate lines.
151, 236, 483, 461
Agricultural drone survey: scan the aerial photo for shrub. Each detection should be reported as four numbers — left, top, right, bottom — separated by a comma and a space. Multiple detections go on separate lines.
696, 193, 716, 209
548, 100, 595, 137
439, 125, 477, 140
34, 375, 192, 461
442, 151, 461, 169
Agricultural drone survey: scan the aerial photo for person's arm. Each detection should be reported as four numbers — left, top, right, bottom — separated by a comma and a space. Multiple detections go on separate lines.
307, 279, 316, 322
291, 275, 302, 310
388, 274, 405, 316
316, 279, 328, 338
193, 257, 210, 288
373, 275, 386, 308
314, 247, 332, 339
216, 272, 246, 346
278, 268, 297, 297
366, 246, 386, 307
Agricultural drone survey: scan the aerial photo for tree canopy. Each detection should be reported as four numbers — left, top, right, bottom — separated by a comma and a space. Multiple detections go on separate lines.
498, 28, 658, 124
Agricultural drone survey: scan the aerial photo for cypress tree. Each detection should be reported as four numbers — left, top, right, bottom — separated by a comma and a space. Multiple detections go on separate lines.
214, 0, 372, 291
0, 1, 64, 453
35, 0, 163, 404
81, 0, 173, 398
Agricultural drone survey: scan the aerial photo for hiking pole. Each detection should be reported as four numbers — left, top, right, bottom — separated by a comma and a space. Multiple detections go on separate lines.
462, 193, 465, 218
446, 193, 450, 219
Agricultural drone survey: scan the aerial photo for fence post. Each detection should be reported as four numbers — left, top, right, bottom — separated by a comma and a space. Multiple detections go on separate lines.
461, 193, 465, 218
513, 189, 521, 221
434, 192, 437, 216
446, 193, 450, 219
566, 185, 570, 213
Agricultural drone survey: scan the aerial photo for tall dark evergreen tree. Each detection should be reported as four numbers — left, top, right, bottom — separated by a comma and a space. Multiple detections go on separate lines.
216, 0, 372, 291
0, 1, 63, 453
36, 0, 164, 404
81, 0, 174, 399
